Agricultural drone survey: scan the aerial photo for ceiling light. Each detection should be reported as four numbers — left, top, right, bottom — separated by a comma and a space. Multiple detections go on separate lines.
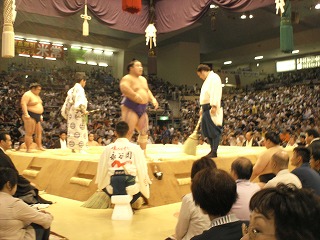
14, 37, 24, 41
39, 41, 50, 45
210, 4, 219, 9
71, 45, 81, 49
63, 47, 68, 50
76, 60, 86, 64
82, 47, 92, 51
254, 56, 263, 60
224, 61, 232, 65
87, 61, 97, 65
292, 50, 299, 54
52, 43, 64, 46
104, 51, 113, 56
315, 3, 320, 9
26, 39, 37, 43
45, 57, 56, 60
19, 54, 30, 57
241, 12, 253, 20
94, 49, 103, 54
99, 63, 108, 67
32, 56, 44, 59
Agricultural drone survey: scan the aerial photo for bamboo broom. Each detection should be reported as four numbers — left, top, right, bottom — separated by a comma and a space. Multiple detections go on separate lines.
81, 190, 111, 209
183, 118, 201, 155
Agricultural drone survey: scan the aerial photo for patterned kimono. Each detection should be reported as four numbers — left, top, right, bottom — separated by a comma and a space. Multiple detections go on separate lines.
63, 83, 88, 150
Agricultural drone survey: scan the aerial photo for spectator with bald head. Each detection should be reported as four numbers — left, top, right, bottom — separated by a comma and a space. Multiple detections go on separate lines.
264, 150, 302, 188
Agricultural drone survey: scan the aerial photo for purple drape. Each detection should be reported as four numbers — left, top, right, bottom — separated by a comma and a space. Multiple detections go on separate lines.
15, 0, 274, 34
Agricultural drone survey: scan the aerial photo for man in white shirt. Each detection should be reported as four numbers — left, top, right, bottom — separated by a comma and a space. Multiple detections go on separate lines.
264, 150, 302, 188
196, 64, 223, 158
96, 121, 151, 208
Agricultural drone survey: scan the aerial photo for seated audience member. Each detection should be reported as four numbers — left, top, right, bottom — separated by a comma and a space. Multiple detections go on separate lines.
297, 134, 306, 146
250, 132, 283, 183
175, 157, 217, 240
286, 135, 298, 148
87, 133, 100, 146
310, 148, 320, 174
0, 132, 52, 204
242, 131, 259, 147
279, 129, 290, 146
241, 184, 320, 240
171, 136, 182, 145
305, 129, 320, 154
0, 168, 53, 240
53, 131, 67, 149
264, 150, 302, 188
96, 121, 151, 209
291, 147, 320, 195
191, 168, 248, 240
19, 138, 39, 151
230, 157, 260, 220
97, 136, 105, 146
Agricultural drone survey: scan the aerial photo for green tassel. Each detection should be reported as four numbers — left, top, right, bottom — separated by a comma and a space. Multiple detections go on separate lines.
280, 1, 294, 53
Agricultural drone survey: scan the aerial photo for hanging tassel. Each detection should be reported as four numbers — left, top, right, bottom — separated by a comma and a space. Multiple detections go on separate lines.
145, 23, 157, 49
280, 1, 294, 53
81, 1, 91, 36
122, 0, 142, 14
2, 0, 15, 58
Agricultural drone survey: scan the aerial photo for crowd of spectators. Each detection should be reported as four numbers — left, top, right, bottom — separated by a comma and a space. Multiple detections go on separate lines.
0, 63, 319, 149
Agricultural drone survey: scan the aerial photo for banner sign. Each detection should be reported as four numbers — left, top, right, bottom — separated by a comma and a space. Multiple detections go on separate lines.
15, 39, 64, 59
297, 55, 320, 70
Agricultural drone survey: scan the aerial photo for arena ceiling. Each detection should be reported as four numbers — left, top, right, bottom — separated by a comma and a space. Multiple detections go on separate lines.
1, 0, 320, 68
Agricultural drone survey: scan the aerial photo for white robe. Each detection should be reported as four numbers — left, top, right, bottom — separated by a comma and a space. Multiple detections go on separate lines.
96, 138, 151, 198
199, 71, 223, 126
65, 83, 88, 150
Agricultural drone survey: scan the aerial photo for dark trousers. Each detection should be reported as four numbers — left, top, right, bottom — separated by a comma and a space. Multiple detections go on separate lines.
103, 173, 141, 204
31, 223, 50, 240
201, 104, 222, 154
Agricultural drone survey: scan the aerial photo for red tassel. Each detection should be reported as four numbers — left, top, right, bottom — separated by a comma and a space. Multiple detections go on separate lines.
122, 0, 142, 14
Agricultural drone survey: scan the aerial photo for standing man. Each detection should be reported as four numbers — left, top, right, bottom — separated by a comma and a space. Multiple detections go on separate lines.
196, 64, 223, 158
120, 59, 159, 156
21, 83, 45, 152
96, 121, 151, 208
61, 72, 89, 153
